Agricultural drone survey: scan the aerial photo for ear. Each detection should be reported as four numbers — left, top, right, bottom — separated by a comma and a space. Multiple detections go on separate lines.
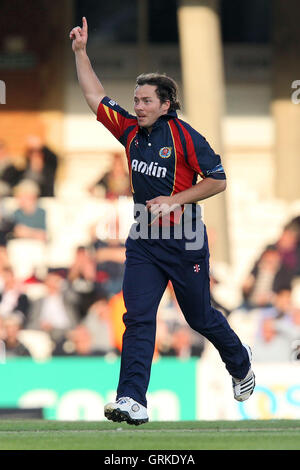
162, 100, 171, 113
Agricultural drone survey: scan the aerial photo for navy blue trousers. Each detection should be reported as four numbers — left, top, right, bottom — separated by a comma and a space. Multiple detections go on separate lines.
116, 229, 250, 407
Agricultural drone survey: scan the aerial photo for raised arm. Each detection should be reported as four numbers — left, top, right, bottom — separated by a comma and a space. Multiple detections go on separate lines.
69, 17, 105, 114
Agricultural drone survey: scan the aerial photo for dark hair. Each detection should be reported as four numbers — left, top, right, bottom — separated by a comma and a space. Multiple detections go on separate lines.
135, 73, 181, 112
284, 218, 300, 237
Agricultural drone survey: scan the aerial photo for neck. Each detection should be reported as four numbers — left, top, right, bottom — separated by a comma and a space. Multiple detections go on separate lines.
140, 125, 152, 134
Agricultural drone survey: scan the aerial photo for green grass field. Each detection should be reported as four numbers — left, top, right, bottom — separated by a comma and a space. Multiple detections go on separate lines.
0, 419, 299, 450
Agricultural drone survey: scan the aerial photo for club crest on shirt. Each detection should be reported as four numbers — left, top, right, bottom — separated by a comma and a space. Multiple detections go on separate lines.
159, 147, 172, 158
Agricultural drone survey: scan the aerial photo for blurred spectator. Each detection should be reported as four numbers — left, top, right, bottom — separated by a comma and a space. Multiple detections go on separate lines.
253, 288, 300, 362
210, 273, 231, 317
12, 180, 47, 242
276, 219, 300, 276
156, 320, 204, 359
94, 238, 126, 298
107, 290, 126, 354
88, 152, 131, 199
89, 211, 126, 298
242, 217, 300, 311
82, 292, 119, 355
52, 323, 109, 356
22, 135, 58, 197
0, 266, 30, 321
154, 318, 172, 359
0, 139, 23, 196
170, 325, 204, 359
0, 140, 13, 183
26, 270, 79, 343
263, 287, 292, 318
0, 137, 58, 197
2, 313, 31, 358
68, 246, 97, 319
241, 245, 294, 310
0, 200, 15, 247
155, 285, 205, 359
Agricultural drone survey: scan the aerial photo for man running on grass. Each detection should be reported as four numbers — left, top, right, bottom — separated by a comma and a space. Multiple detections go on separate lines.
70, 17, 255, 425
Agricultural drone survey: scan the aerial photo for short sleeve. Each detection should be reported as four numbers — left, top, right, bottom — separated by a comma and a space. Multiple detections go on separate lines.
192, 135, 226, 180
177, 120, 226, 180
97, 96, 137, 142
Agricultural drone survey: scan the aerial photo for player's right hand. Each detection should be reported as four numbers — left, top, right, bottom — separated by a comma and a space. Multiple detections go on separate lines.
69, 16, 88, 52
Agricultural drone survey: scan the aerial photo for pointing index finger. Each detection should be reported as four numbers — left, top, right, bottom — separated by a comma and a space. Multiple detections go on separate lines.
82, 16, 88, 32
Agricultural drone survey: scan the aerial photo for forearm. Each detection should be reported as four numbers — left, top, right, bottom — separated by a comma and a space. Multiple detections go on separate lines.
75, 49, 105, 113
172, 178, 226, 205
146, 178, 226, 216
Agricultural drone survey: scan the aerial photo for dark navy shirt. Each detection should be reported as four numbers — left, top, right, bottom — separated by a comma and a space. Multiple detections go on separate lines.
97, 96, 226, 227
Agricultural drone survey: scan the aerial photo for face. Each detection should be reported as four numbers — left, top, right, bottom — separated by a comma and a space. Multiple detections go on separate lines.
17, 191, 37, 210
45, 273, 63, 292
134, 84, 170, 130
275, 290, 291, 312
278, 229, 298, 250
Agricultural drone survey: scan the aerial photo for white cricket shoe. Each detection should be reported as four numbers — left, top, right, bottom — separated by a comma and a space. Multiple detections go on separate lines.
104, 397, 149, 426
232, 344, 256, 402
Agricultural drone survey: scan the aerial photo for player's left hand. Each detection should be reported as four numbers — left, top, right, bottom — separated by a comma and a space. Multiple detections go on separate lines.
146, 196, 180, 216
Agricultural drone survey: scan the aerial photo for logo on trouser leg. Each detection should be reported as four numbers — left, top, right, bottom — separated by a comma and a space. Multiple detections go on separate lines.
193, 264, 201, 273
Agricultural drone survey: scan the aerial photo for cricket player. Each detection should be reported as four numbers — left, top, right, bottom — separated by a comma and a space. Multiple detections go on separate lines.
70, 17, 255, 425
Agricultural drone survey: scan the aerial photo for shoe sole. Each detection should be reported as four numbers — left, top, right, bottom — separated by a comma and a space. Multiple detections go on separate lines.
104, 406, 149, 426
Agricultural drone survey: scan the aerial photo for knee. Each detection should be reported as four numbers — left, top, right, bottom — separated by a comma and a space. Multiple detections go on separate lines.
122, 310, 155, 329
186, 306, 227, 335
